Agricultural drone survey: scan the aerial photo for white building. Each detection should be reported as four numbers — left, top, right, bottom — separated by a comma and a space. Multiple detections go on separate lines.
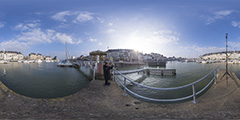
142, 53, 166, 61
201, 51, 240, 60
0, 51, 24, 60
106, 49, 141, 62
29, 53, 44, 60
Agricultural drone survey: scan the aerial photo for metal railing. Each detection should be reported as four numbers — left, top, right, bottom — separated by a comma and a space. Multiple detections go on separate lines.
113, 66, 219, 104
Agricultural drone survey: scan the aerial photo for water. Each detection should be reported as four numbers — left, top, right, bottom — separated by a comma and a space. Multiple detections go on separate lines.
0, 62, 92, 99
117, 61, 224, 103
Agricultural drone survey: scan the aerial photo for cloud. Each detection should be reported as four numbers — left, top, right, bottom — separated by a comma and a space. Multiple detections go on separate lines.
51, 11, 98, 23
182, 45, 225, 56
97, 17, 105, 23
0, 40, 29, 52
0, 22, 5, 28
75, 39, 83, 44
73, 11, 94, 23
0, 21, 82, 51
149, 30, 180, 44
106, 29, 115, 33
17, 28, 53, 44
51, 11, 74, 22
232, 21, 240, 28
127, 30, 180, 44
228, 41, 240, 50
15, 22, 40, 31
89, 37, 97, 42
98, 42, 103, 46
108, 22, 114, 26
204, 10, 235, 25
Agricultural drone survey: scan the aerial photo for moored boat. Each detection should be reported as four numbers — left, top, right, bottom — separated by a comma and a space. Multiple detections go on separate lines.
57, 42, 73, 67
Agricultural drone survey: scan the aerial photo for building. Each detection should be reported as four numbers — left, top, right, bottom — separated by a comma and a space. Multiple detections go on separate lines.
0, 51, 24, 60
89, 50, 107, 61
201, 51, 240, 60
29, 53, 44, 60
142, 53, 166, 62
106, 49, 141, 62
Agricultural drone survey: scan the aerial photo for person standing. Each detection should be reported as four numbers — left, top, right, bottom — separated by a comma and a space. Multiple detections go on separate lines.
103, 61, 114, 86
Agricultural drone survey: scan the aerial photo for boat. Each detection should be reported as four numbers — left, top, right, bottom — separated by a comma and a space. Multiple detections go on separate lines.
45, 59, 51, 62
57, 42, 73, 67
18, 60, 23, 63
0, 60, 9, 64
57, 60, 73, 67
201, 60, 208, 64
35, 59, 43, 63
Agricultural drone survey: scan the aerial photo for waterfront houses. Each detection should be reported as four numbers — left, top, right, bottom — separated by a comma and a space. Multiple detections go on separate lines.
142, 53, 167, 62
88, 49, 171, 63
0, 51, 24, 60
29, 53, 44, 60
201, 51, 240, 60
90, 50, 106, 61
106, 49, 141, 62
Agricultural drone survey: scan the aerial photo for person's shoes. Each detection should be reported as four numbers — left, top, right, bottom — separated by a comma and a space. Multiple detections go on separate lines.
105, 82, 110, 86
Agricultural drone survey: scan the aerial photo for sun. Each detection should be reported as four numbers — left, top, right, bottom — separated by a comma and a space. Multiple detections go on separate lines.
121, 30, 154, 53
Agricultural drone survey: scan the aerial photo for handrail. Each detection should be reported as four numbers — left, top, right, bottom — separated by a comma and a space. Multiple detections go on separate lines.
114, 66, 219, 91
115, 75, 216, 102
113, 66, 219, 103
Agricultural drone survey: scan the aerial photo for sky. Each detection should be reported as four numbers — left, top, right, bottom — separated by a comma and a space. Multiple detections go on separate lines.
1, 0, 240, 59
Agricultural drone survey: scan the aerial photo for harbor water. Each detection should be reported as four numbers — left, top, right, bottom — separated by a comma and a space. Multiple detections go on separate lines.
118, 61, 231, 103
1, 61, 239, 101
0, 62, 92, 99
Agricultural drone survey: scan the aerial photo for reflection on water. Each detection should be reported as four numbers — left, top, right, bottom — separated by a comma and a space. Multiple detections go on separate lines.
0, 62, 92, 99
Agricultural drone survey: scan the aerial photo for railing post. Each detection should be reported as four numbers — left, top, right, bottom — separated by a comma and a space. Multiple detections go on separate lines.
93, 69, 95, 80
214, 70, 217, 84
123, 77, 127, 96
192, 84, 199, 104
112, 70, 115, 82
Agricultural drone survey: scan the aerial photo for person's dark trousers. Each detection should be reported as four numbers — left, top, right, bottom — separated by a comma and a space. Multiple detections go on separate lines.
105, 79, 108, 85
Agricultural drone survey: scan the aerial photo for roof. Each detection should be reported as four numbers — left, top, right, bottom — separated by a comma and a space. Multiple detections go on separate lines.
0, 51, 22, 54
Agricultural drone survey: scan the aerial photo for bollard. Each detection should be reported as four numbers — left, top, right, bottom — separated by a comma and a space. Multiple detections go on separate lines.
192, 84, 199, 104
123, 77, 127, 96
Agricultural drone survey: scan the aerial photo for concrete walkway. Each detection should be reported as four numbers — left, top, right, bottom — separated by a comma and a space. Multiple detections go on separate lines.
0, 70, 240, 119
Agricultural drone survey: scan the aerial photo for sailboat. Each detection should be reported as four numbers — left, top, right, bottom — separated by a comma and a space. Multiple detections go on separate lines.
57, 42, 73, 67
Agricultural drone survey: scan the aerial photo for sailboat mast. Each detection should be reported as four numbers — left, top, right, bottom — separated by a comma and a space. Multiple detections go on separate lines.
65, 42, 68, 60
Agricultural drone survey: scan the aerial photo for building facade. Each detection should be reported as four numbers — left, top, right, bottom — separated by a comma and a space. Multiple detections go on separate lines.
89, 50, 107, 61
106, 49, 141, 62
29, 53, 44, 60
0, 51, 24, 60
142, 53, 166, 62
201, 51, 240, 60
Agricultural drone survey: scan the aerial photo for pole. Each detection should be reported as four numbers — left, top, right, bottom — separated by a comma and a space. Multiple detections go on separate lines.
123, 77, 127, 96
220, 33, 235, 85
65, 41, 68, 61
226, 33, 228, 85
192, 84, 199, 104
